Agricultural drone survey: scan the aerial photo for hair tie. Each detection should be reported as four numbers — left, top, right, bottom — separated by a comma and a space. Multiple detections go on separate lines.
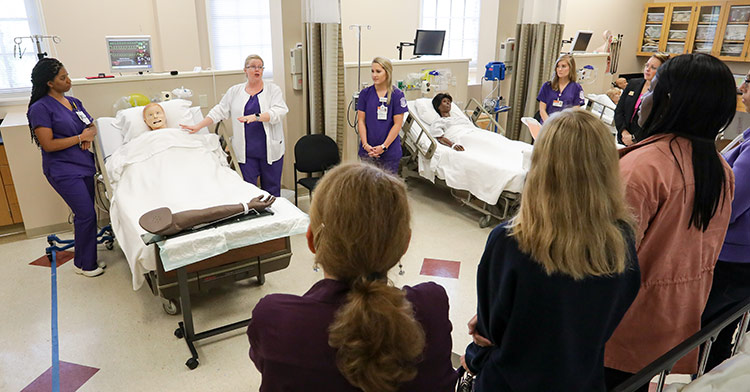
365, 272, 385, 281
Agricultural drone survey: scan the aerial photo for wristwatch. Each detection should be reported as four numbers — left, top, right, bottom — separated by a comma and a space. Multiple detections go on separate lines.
381, 144, 388, 152
255, 113, 261, 121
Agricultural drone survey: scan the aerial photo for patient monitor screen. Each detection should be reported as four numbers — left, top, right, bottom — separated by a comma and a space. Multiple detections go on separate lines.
414, 30, 446, 56
106, 36, 153, 72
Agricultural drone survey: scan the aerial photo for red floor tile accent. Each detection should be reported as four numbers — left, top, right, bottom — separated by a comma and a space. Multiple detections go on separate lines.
21, 361, 99, 392
29, 251, 74, 268
420, 258, 461, 279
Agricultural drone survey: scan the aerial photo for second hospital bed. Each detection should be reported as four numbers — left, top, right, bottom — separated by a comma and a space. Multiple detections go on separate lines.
93, 102, 308, 315
401, 97, 533, 227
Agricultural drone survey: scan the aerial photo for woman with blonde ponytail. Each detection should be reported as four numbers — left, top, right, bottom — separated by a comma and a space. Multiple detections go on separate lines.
247, 162, 457, 391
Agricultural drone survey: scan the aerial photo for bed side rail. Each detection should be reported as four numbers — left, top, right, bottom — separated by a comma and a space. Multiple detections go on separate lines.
464, 98, 507, 136
402, 108, 438, 160
585, 94, 617, 126
613, 297, 750, 392
213, 120, 244, 178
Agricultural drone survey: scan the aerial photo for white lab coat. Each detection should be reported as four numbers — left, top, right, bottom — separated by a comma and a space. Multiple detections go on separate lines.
207, 81, 288, 164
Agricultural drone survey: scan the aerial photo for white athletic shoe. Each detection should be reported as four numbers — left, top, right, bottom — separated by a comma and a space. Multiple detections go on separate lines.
73, 265, 105, 277
97, 259, 107, 269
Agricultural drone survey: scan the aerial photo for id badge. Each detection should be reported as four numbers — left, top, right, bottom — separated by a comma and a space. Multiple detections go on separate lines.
377, 105, 388, 120
552, 100, 563, 108
76, 110, 91, 125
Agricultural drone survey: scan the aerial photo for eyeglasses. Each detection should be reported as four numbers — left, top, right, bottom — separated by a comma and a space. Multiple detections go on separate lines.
245, 66, 264, 70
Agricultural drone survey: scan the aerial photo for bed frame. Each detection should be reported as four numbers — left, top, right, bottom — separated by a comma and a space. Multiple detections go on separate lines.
92, 119, 293, 316
400, 99, 522, 228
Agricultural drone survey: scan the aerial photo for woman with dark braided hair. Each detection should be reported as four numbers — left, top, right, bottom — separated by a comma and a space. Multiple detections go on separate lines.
247, 162, 458, 392
27, 58, 104, 277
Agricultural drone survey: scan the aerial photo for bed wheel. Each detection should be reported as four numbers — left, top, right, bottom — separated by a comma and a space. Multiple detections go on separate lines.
174, 327, 184, 339
163, 300, 180, 315
186, 357, 199, 370
257, 274, 266, 285
479, 215, 493, 228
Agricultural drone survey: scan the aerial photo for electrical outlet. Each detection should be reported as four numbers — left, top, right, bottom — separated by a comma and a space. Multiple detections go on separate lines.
199, 94, 208, 108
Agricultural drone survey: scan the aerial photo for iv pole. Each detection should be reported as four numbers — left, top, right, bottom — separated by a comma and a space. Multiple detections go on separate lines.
14, 35, 61, 60
347, 24, 371, 134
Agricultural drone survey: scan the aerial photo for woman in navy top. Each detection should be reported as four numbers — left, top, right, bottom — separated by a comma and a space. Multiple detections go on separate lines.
356, 57, 408, 174
247, 162, 457, 391
27, 58, 103, 277
463, 109, 640, 391
537, 54, 584, 123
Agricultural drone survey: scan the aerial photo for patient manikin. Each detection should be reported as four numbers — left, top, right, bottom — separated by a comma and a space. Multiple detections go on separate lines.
139, 195, 276, 236
143, 103, 167, 130
430, 93, 465, 151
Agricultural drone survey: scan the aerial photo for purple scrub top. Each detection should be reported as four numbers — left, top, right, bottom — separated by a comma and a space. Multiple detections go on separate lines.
536, 81, 584, 119
243, 91, 266, 159
27, 95, 95, 178
356, 85, 408, 160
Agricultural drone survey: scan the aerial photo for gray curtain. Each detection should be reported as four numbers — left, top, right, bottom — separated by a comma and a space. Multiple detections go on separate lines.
304, 22, 345, 154
507, 22, 564, 141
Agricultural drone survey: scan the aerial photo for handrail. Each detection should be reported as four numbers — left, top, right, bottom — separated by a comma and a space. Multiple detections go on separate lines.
402, 109, 438, 160
613, 296, 750, 392
464, 98, 506, 136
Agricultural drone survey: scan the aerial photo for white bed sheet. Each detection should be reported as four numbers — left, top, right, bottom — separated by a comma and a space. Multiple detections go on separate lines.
406, 100, 532, 205
664, 332, 750, 392
104, 127, 308, 289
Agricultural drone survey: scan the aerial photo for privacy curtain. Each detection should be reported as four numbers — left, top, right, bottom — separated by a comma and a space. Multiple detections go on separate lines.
304, 22, 346, 154
506, 22, 564, 141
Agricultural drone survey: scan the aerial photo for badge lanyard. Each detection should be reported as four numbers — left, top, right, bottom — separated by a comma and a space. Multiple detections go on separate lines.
377, 96, 388, 120
70, 100, 91, 126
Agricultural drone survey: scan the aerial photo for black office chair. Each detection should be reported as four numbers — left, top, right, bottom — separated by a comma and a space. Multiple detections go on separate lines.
293, 134, 340, 206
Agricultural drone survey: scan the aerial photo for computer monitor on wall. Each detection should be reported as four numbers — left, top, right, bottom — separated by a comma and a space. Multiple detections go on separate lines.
414, 30, 446, 56
106, 36, 153, 73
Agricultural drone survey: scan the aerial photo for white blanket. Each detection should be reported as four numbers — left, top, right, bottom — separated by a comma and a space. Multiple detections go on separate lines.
409, 113, 532, 205
106, 129, 308, 289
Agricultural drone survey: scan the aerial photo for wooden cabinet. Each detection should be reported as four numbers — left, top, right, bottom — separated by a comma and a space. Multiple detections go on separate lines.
0, 145, 23, 226
639, 1, 750, 61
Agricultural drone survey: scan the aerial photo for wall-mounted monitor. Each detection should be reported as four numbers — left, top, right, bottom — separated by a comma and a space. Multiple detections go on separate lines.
414, 29, 446, 56
106, 36, 153, 73
570, 30, 593, 53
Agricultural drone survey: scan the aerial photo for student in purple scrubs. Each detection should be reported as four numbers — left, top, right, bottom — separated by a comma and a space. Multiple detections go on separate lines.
27, 58, 104, 277
537, 54, 584, 123
356, 57, 408, 174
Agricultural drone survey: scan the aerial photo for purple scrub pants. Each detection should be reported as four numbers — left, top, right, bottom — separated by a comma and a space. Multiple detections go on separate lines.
239, 157, 283, 197
46, 175, 98, 271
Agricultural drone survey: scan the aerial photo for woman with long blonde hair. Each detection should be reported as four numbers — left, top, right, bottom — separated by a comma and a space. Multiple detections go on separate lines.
356, 57, 408, 173
247, 162, 457, 391
462, 109, 641, 391
536, 54, 584, 123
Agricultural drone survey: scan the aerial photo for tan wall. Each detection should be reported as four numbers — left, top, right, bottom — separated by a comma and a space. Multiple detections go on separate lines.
560, 0, 650, 76
340, 0, 420, 63
279, 0, 305, 190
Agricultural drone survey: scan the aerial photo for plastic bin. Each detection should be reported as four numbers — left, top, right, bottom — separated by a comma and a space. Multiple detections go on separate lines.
696, 25, 716, 40
724, 25, 748, 41
647, 12, 665, 22
721, 43, 744, 55
642, 45, 659, 52
669, 30, 688, 39
666, 42, 684, 54
672, 10, 691, 22
645, 25, 662, 38
729, 6, 750, 23
701, 13, 720, 23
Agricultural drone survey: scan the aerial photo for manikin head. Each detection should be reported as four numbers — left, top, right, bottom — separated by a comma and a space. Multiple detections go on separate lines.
614, 77, 627, 90
143, 103, 166, 130
432, 93, 453, 117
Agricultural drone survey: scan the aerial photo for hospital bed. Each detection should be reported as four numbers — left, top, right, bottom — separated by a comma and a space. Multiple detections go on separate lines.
401, 98, 532, 228
585, 93, 619, 138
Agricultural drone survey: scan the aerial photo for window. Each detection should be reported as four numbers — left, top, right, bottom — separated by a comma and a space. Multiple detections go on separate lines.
0, 0, 44, 94
420, 0, 481, 67
207, 0, 273, 76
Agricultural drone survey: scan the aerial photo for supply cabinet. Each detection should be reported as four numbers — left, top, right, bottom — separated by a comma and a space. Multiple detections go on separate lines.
638, 1, 750, 61
0, 144, 23, 226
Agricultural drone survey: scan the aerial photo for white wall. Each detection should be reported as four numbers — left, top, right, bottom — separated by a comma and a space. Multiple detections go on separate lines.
340, 0, 420, 63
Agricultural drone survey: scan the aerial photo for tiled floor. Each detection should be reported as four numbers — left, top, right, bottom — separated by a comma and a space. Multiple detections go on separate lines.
0, 178, 493, 391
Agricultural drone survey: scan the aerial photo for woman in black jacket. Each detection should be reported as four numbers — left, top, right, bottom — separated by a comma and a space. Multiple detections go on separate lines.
614, 53, 668, 145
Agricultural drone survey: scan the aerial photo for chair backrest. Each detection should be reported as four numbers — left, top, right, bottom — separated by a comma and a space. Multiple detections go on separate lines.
294, 134, 340, 173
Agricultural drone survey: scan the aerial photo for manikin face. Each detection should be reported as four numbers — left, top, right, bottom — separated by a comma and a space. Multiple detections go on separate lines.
48, 66, 72, 94
556, 60, 570, 80
643, 56, 662, 81
244, 59, 264, 81
615, 77, 627, 89
439, 97, 452, 116
371, 63, 387, 86
143, 104, 166, 130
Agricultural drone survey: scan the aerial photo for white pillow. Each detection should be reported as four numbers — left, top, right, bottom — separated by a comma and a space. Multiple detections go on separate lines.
414, 98, 440, 126
188, 106, 210, 134
114, 99, 193, 143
